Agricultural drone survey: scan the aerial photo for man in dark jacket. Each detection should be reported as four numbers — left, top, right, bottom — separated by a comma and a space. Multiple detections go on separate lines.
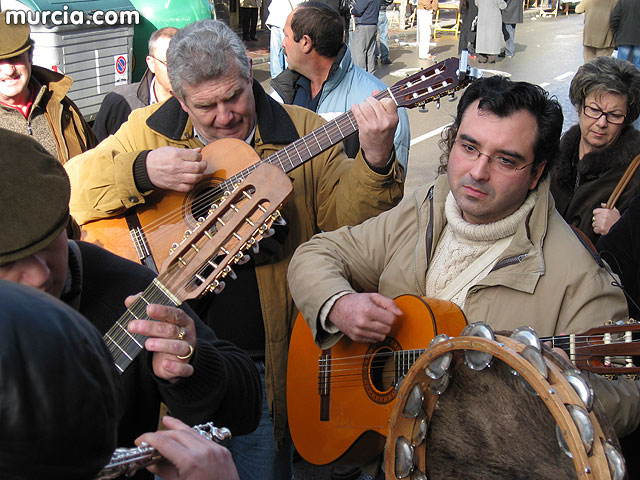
93, 27, 178, 142
0, 128, 261, 478
501, 0, 523, 58
0, 11, 96, 163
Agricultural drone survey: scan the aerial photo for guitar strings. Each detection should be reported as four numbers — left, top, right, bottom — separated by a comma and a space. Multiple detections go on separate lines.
313, 335, 640, 388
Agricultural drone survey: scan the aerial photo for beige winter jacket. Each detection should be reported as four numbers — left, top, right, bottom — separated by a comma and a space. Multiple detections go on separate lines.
65, 81, 404, 446
289, 174, 640, 437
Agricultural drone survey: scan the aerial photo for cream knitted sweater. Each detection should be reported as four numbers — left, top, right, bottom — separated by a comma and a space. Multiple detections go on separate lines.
425, 191, 537, 307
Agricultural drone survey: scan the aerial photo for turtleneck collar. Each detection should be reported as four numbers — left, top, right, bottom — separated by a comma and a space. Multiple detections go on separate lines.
445, 190, 538, 243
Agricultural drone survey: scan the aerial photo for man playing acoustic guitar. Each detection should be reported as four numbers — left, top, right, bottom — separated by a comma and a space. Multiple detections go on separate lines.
64, 18, 403, 480
288, 76, 640, 470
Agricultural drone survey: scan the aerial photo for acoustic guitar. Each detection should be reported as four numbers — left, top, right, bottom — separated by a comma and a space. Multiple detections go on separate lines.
103, 163, 292, 373
80, 57, 475, 271
287, 296, 640, 466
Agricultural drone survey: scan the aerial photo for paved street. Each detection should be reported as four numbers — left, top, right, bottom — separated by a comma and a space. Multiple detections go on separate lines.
246, 9, 586, 479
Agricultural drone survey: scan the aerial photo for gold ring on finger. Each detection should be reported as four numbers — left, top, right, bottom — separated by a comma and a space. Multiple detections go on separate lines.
176, 344, 194, 360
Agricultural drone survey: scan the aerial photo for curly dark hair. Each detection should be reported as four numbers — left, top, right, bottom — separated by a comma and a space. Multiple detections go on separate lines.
438, 76, 563, 180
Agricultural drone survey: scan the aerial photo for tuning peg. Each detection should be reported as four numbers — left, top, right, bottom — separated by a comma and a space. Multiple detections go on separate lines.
225, 267, 237, 280
419, 104, 429, 113
252, 243, 260, 254
274, 215, 287, 226
235, 251, 250, 265
262, 227, 275, 238
436, 98, 441, 110
449, 92, 457, 102
213, 280, 226, 294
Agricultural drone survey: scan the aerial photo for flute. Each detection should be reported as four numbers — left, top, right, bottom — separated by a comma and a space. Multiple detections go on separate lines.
96, 422, 232, 479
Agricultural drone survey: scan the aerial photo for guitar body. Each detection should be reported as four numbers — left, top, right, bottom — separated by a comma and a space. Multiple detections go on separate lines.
80, 139, 261, 266
286, 295, 467, 466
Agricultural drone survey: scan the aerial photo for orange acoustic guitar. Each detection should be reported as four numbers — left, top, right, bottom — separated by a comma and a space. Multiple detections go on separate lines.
79, 57, 475, 271
286, 295, 467, 466
287, 296, 640, 466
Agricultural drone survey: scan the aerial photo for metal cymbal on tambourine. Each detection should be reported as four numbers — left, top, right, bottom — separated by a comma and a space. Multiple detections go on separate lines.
384, 323, 626, 480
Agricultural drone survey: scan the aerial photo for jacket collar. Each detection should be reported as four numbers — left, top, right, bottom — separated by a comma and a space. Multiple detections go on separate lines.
136, 68, 154, 105
145, 79, 300, 144
318, 44, 351, 104
30, 65, 72, 103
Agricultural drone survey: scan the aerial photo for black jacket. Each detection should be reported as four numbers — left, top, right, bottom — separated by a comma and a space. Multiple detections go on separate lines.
93, 69, 154, 142
62, 241, 261, 467
550, 124, 640, 245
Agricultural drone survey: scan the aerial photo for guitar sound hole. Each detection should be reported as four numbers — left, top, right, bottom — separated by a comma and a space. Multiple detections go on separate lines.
370, 347, 394, 393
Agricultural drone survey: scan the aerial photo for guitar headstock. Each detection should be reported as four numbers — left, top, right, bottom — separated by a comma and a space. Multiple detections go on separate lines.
389, 57, 479, 110
157, 163, 293, 301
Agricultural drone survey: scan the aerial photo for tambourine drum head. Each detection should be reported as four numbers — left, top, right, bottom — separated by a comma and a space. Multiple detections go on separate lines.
424, 357, 576, 479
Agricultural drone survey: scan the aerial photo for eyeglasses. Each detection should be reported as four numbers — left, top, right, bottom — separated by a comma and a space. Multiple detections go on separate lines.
582, 105, 626, 125
453, 140, 535, 174
149, 55, 167, 67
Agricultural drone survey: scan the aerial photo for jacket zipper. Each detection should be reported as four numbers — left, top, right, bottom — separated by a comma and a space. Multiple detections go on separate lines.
491, 253, 528, 272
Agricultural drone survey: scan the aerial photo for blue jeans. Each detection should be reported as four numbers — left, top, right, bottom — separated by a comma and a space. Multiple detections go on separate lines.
617, 45, 640, 70
269, 26, 287, 79
374, 10, 390, 61
227, 361, 294, 480
502, 23, 516, 57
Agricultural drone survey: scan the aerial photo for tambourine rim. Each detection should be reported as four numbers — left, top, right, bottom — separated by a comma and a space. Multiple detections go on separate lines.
384, 334, 614, 480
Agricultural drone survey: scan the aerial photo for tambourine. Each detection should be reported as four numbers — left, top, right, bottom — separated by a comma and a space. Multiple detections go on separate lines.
385, 323, 626, 479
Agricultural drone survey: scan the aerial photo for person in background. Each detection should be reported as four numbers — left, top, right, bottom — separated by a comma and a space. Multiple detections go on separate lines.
458, 0, 478, 55
0, 280, 242, 480
574, 0, 616, 63
265, 0, 305, 78
500, 0, 522, 58
93, 27, 178, 142
375, 0, 394, 65
350, 0, 380, 72
0, 11, 95, 163
240, 0, 262, 41
272, 1, 411, 172
474, 0, 506, 63
0, 128, 262, 479
550, 56, 640, 245
416, 0, 437, 61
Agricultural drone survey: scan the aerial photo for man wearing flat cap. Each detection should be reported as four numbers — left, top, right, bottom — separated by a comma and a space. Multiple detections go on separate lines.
0, 10, 96, 162
0, 128, 262, 478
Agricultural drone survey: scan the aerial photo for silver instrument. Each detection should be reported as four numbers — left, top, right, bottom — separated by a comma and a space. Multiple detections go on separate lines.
96, 422, 231, 479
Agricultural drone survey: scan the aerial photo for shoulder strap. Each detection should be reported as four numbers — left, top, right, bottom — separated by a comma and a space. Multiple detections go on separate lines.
606, 153, 640, 209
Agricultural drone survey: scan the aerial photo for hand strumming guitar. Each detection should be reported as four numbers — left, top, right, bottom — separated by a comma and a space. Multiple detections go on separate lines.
146, 146, 207, 192
328, 292, 403, 343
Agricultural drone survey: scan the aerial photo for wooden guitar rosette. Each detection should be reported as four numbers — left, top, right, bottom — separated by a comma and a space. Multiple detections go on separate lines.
384, 324, 626, 480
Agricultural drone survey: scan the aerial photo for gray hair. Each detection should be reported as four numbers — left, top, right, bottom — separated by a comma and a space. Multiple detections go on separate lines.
148, 26, 178, 56
569, 56, 640, 125
167, 19, 251, 101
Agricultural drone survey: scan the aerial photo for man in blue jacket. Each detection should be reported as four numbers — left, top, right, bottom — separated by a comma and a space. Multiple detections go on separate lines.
272, 1, 411, 174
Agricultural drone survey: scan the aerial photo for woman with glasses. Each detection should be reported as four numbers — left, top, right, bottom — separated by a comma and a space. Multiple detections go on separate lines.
550, 55, 640, 244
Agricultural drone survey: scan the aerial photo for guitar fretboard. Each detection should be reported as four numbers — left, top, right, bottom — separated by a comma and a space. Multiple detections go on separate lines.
103, 278, 181, 373
394, 348, 426, 383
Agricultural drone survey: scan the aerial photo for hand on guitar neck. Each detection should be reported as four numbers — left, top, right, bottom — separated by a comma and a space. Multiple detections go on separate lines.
329, 292, 403, 343
125, 295, 197, 383
351, 92, 398, 168
146, 146, 207, 192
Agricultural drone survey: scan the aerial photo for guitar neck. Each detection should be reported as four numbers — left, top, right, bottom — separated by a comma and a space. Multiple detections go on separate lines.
394, 348, 427, 383
103, 278, 181, 374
